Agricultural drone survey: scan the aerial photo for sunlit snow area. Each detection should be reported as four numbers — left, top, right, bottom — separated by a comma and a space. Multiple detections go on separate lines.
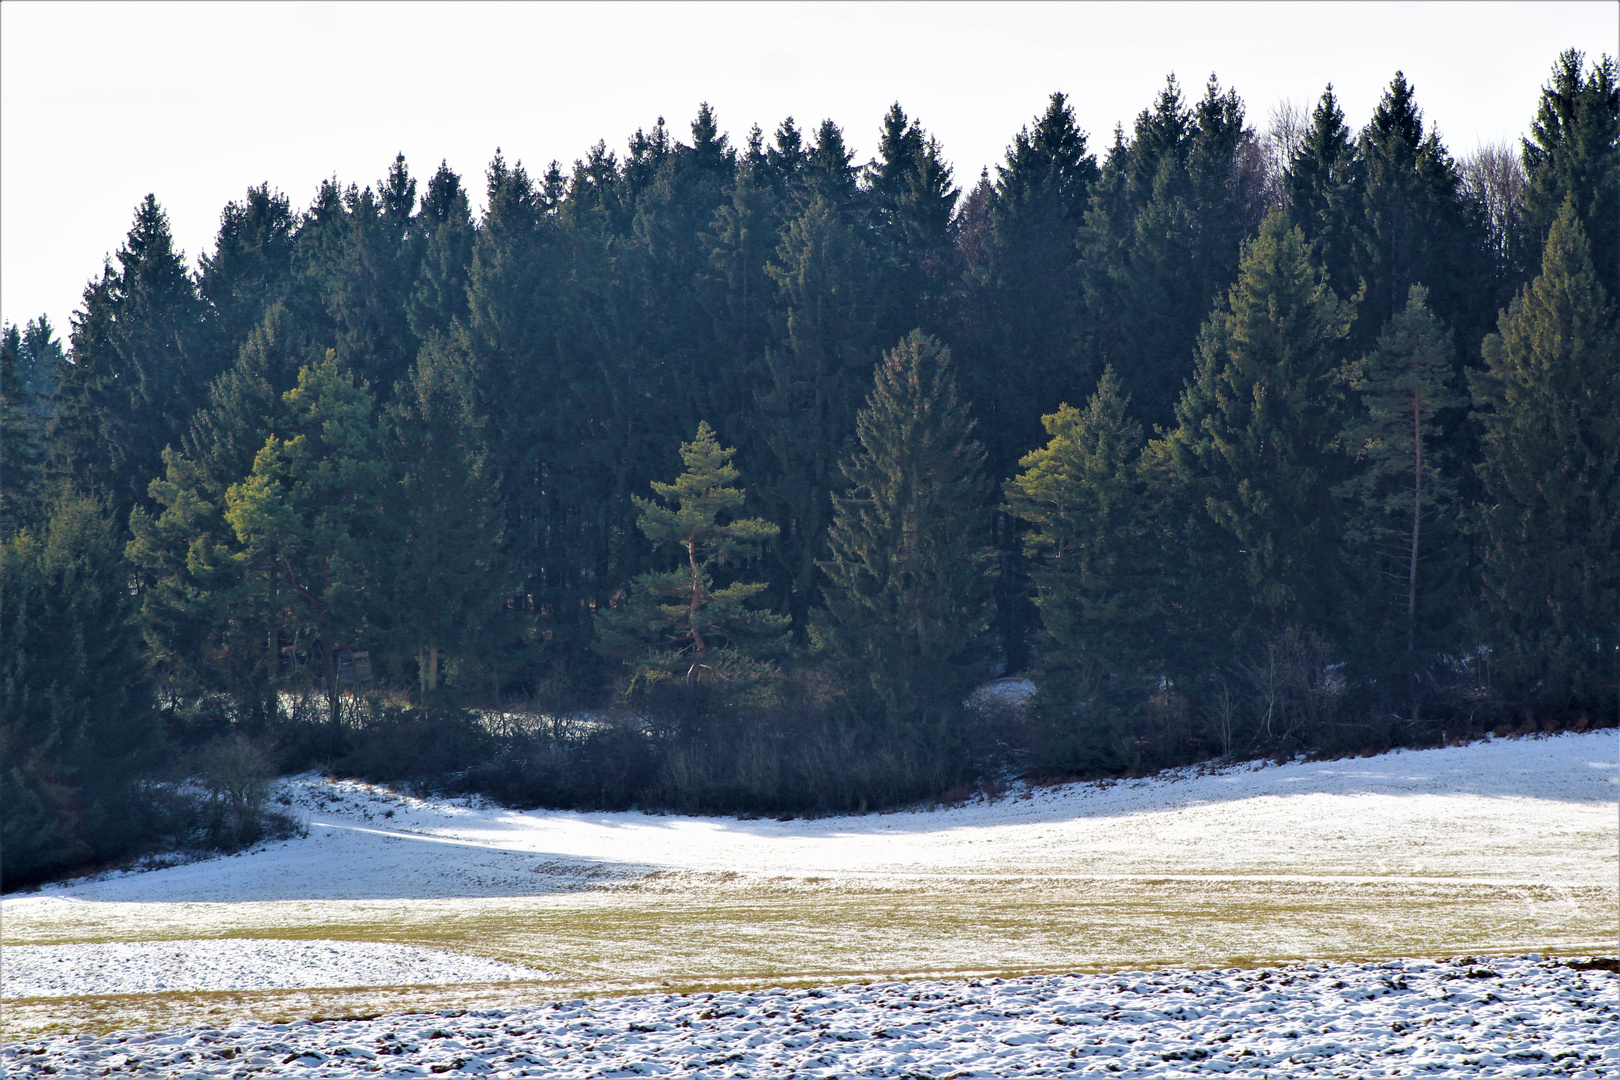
3, 730, 1616, 1075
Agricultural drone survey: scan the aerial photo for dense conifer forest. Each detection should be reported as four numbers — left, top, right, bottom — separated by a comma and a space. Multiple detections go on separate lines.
3, 51, 1616, 886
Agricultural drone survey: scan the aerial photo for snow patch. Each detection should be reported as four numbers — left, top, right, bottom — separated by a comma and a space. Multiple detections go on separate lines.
2, 939, 547, 997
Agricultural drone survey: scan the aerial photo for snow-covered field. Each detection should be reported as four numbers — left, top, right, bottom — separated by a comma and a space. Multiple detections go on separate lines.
4, 957, 1616, 1078
3, 730, 1615, 1051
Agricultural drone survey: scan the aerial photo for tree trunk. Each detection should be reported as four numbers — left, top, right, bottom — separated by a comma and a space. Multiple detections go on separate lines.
686, 538, 708, 691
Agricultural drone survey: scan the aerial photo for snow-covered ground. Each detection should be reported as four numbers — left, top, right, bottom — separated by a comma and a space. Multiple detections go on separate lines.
14, 728, 1616, 905
4, 956, 1615, 1078
2, 940, 545, 998
2, 730, 1614, 1048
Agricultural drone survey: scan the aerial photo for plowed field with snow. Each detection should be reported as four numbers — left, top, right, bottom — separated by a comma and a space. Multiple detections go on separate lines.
3, 730, 1615, 1063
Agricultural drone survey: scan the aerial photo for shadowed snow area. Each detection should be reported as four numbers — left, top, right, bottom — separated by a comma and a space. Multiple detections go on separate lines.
13, 729, 1616, 904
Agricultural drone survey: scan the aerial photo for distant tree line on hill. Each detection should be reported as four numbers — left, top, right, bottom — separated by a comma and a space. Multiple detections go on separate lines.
3, 51, 1616, 886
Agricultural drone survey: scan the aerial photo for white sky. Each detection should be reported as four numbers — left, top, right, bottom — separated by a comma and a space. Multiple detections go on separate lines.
3, 1, 1615, 341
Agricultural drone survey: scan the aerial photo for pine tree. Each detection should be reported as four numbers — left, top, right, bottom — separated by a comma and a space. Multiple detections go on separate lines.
820, 332, 994, 731
1337, 286, 1465, 696
1169, 211, 1355, 640
1519, 50, 1619, 301
223, 353, 387, 728
1471, 200, 1620, 714
597, 421, 787, 691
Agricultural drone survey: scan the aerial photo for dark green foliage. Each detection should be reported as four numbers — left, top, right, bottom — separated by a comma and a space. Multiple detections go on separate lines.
48, 196, 208, 527
1471, 201, 1620, 716
959, 93, 1099, 476
1083, 76, 1266, 430
1, 490, 160, 885
2, 317, 64, 535
1169, 212, 1355, 640
758, 191, 880, 633
598, 421, 788, 694
1285, 86, 1362, 297
382, 340, 506, 706
1519, 50, 1619, 301
198, 185, 297, 370
10, 66, 1617, 882
1338, 286, 1466, 700
820, 332, 994, 735
1005, 368, 1158, 772
1353, 73, 1493, 357
223, 354, 387, 726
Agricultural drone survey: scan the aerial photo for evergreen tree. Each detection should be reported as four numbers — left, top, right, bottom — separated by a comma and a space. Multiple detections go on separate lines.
1169, 211, 1355, 641
2, 489, 159, 885
49, 195, 208, 527
383, 340, 505, 705
865, 103, 959, 342
223, 353, 386, 728
1353, 73, 1492, 357
407, 161, 476, 340
1471, 200, 1620, 715
758, 191, 878, 634
1519, 50, 1619, 301
1284, 85, 1362, 298
321, 158, 423, 400
1337, 286, 1465, 698
1004, 368, 1157, 770
197, 184, 297, 370
961, 92, 1099, 475
1082, 75, 1263, 430
2, 317, 63, 535
598, 421, 787, 690
820, 332, 994, 731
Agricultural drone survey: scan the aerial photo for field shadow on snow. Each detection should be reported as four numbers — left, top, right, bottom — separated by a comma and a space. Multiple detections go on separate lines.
35, 823, 653, 903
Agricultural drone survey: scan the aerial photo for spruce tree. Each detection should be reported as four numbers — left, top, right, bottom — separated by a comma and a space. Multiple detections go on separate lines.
962, 92, 1099, 475
1519, 50, 1619, 301
1285, 85, 1362, 297
383, 339, 505, 705
1337, 286, 1465, 698
197, 184, 297, 371
758, 191, 878, 634
1169, 211, 1355, 641
49, 195, 208, 528
820, 332, 994, 732
1471, 200, 1620, 715
597, 421, 787, 690
1004, 368, 1159, 771
1082, 75, 1263, 430
1353, 73, 1492, 357
2, 317, 63, 535
407, 161, 476, 340
2, 489, 159, 885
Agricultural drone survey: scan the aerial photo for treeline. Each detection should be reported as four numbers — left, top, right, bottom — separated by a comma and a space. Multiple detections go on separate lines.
3, 52, 1617, 885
